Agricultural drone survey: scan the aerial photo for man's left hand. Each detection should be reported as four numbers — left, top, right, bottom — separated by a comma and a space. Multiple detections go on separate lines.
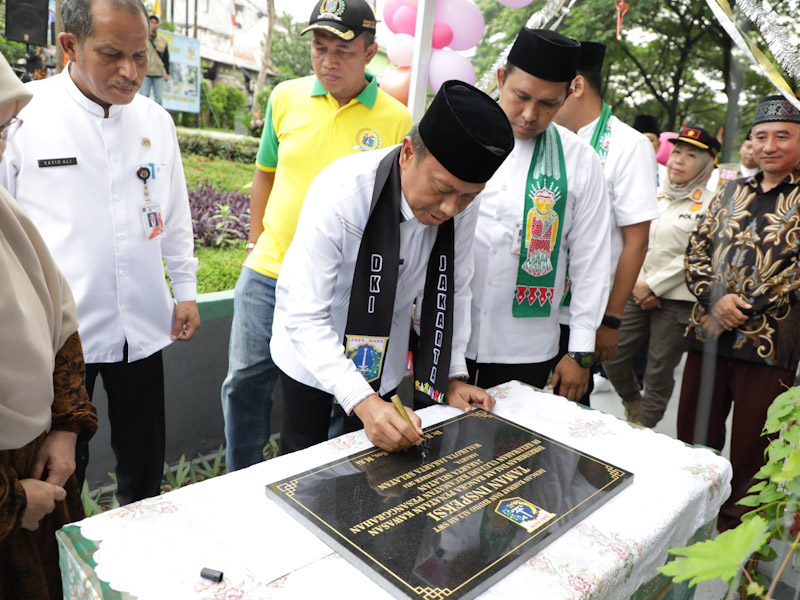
445, 379, 495, 412
172, 301, 200, 341
594, 325, 619, 363
30, 430, 78, 487
164, 74, 169, 82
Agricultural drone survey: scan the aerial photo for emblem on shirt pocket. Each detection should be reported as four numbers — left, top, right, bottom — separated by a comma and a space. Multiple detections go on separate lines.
353, 128, 382, 152
346, 335, 388, 383
495, 497, 556, 533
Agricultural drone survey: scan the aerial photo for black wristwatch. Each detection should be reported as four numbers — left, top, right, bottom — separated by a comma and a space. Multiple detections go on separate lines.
567, 351, 596, 368
601, 314, 622, 329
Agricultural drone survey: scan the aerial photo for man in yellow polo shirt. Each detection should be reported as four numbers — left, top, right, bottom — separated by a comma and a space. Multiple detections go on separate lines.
221, 0, 412, 470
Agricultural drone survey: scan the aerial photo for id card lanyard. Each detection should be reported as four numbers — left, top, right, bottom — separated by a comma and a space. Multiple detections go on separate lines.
137, 166, 165, 240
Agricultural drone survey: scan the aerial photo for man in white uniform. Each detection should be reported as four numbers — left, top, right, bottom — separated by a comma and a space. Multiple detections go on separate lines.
553, 41, 659, 404
1, 0, 199, 504
271, 81, 514, 453
466, 28, 612, 402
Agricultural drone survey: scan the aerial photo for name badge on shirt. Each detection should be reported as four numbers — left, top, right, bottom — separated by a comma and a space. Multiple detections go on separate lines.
511, 220, 523, 255
141, 205, 165, 240
37, 157, 78, 168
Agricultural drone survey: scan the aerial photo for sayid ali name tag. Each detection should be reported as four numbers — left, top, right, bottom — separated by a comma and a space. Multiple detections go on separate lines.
38, 157, 78, 168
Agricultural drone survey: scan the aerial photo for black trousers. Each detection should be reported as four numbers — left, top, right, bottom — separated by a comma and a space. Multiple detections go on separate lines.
278, 370, 396, 455
75, 348, 165, 505
466, 357, 557, 390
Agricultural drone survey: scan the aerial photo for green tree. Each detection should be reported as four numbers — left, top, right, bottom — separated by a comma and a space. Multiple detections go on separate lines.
269, 13, 313, 84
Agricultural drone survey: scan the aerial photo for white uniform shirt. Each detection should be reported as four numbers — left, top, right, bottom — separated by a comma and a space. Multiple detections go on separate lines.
271, 147, 475, 415
558, 114, 660, 326
467, 125, 611, 364
0, 67, 197, 363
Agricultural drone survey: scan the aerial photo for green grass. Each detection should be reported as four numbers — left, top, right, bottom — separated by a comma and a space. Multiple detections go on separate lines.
195, 245, 247, 293
182, 154, 255, 193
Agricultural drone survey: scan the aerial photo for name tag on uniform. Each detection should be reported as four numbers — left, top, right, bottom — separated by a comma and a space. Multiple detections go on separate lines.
37, 157, 78, 168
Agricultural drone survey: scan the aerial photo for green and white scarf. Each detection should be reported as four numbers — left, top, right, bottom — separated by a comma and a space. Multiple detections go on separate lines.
561, 102, 613, 306
513, 124, 568, 317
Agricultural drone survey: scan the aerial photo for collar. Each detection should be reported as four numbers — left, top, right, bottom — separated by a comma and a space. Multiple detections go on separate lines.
747, 169, 800, 188
62, 63, 124, 118
576, 114, 601, 141
310, 71, 378, 108
399, 190, 414, 222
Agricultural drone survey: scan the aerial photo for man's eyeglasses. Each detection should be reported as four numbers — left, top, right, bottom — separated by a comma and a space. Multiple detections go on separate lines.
0, 117, 22, 141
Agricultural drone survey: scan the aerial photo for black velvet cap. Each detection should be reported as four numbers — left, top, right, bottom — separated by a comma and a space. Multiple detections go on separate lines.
669, 126, 721, 158
419, 81, 515, 184
753, 95, 800, 126
507, 27, 580, 83
632, 114, 660, 136
577, 41, 606, 72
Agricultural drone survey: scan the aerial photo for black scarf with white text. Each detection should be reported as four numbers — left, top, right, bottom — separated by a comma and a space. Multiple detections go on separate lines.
344, 146, 454, 406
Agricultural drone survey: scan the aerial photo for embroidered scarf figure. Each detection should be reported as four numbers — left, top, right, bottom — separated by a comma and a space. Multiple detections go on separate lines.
344, 147, 455, 405
561, 102, 612, 306
513, 124, 568, 317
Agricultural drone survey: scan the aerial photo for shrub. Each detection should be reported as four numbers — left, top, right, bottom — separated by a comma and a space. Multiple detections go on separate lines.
208, 83, 246, 130
177, 131, 259, 164
195, 246, 246, 293
189, 182, 250, 248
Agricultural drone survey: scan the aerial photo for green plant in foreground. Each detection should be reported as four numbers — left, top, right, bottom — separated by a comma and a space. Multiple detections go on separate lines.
659, 386, 800, 598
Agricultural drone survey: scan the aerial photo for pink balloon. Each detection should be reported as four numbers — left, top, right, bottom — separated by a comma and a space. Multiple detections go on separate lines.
657, 132, 678, 165
387, 33, 415, 68
431, 23, 453, 49
428, 49, 476, 94
434, 0, 484, 51
383, 0, 408, 34
497, 0, 534, 7
392, 4, 417, 36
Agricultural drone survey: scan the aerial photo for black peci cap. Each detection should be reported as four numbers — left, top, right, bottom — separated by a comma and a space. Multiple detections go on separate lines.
577, 41, 606, 72
632, 114, 660, 136
301, 0, 377, 42
419, 81, 514, 184
752, 95, 800, 126
669, 126, 721, 158
507, 27, 581, 83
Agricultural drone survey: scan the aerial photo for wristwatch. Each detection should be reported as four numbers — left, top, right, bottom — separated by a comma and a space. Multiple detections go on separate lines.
601, 314, 622, 329
245, 241, 256, 251
567, 351, 596, 368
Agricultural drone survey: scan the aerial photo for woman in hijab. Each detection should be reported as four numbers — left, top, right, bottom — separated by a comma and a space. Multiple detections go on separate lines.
602, 126, 721, 428
0, 52, 98, 599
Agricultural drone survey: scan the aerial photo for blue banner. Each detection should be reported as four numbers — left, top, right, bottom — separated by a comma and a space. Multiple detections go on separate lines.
160, 30, 201, 114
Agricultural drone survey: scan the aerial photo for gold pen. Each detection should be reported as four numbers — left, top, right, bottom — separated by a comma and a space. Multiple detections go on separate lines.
391, 395, 427, 460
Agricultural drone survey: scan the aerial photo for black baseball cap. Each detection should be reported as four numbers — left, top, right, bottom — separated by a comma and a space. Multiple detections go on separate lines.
301, 0, 377, 42
669, 126, 721, 158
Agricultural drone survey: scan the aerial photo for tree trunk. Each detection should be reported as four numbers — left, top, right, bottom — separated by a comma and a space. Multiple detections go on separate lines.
252, 0, 277, 118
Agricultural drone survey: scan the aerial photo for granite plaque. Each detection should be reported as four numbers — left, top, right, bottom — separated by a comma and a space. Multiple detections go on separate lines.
266, 410, 633, 599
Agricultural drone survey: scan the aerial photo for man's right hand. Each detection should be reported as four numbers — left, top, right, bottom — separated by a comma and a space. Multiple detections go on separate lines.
548, 355, 590, 402
711, 293, 750, 331
19, 479, 67, 531
353, 394, 423, 452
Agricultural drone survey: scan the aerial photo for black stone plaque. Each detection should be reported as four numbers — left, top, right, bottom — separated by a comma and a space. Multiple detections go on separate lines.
265, 410, 633, 600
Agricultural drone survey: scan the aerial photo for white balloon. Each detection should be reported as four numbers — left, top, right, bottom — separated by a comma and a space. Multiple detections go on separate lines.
428, 49, 476, 94
387, 33, 415, 67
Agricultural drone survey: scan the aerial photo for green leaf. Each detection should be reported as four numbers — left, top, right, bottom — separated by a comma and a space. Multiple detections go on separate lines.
765, 388, 800, 433
746, 580, 766, 596
784, 424, 800, 446
768, 440, 794, 462
787, 476, 800, 497
659, 516, 770, 586
773, 449, 800, 483
757, 543, 778, 562
747, 481, 767, 494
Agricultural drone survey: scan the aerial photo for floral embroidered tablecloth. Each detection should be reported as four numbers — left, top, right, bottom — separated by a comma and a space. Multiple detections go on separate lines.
59, 381, 731, 600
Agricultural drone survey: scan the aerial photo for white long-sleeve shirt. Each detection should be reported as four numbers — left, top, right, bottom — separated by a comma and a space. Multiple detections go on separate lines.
468, 125, 611, 364
0, 66, 197, 363
271, 146, 476, 414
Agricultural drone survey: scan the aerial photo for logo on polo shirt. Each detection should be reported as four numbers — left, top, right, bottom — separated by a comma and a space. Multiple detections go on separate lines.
320, 0, 346, 19
352, 128, 382, 152
495, 497, 555, 533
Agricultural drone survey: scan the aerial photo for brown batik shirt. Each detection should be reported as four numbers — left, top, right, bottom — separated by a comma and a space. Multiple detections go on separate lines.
684, 168, 800, 370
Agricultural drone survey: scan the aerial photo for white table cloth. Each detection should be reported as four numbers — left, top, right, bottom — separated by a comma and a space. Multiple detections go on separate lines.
59, 381, 731, 600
